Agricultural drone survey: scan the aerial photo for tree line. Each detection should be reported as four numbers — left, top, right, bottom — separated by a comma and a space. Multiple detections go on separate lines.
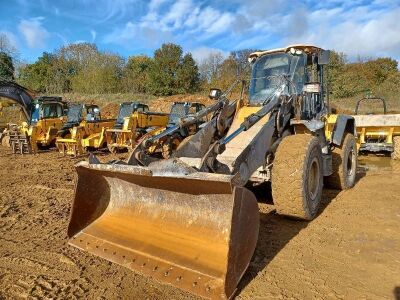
0, 33, 399, 101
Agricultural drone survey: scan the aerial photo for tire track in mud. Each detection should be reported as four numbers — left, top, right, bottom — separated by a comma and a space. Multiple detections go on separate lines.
1, 147, 400, 299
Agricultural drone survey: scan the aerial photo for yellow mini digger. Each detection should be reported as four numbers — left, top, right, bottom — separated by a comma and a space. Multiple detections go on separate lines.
104, 102, 169, 153
55, 104, 115, 156
352, 96, 400, 159
0, 81, 67, 154
68, 45, 357, 299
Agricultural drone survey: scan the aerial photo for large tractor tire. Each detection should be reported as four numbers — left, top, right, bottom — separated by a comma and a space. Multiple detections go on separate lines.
325, 133, 357, 190
392, 136, 400, 160
272, 134, 323, 220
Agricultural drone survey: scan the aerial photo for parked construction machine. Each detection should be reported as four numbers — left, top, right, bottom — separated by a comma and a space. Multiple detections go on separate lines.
353, 96, 400, 159
104, 102, 168, 153
55, 104, 115, 156
0, 81, 68, 154
67, 45, 357, 299
135, 101, 206, 160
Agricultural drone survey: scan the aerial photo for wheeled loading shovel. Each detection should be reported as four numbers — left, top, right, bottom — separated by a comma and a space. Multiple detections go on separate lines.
67, 45, 358, 299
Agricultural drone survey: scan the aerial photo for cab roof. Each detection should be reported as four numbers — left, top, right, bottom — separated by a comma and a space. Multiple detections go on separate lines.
249, 44, 324, 59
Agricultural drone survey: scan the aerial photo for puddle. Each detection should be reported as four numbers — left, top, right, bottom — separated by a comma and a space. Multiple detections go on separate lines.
358, 154, 400, 174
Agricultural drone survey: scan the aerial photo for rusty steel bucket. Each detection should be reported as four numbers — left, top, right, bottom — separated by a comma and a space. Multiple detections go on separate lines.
67, 160, 259, 299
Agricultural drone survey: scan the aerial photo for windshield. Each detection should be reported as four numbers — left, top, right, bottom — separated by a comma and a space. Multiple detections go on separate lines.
66, 104, 83, 124
249, 52, 305, 104
41, 103, 63, 119
116, 104, 135, 125
168, 103, 189, 125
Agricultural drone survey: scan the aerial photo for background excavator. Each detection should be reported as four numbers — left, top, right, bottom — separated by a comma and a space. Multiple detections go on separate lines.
55, 104, 115, 156
67, 45, 357, 299
0, 81, 68, 154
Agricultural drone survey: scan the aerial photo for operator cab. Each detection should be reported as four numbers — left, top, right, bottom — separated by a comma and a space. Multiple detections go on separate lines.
168, 102, 205, 126
248, 45, 330, 120
31, 96, 66, 124
85, 105, 101, 122
114, 102, 150, 129
59, 104, 101, 136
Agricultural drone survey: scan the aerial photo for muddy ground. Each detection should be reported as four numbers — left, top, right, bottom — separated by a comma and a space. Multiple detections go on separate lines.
0, 147, 399, 299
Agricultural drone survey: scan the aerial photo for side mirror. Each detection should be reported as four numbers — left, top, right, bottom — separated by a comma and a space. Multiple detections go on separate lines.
318, 50, 330, 65
209, 88, 222, 100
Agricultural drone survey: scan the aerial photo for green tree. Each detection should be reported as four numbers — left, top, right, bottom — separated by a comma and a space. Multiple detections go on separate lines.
122, 55, 153, 93
176, 53, 200, 93
71, 52, 124, 93
0, 52, 14, 81
18, 52, 56, 92
148, 43, 200, 95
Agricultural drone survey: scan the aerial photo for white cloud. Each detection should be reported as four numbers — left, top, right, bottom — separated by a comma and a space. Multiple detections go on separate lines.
148, 0, 167, 12
18, 17, 49, 49
101, 0, 400, 62
286, 6, 400, 59
104, 0, 235, 49
90, 30, 97, 42
190, 46, 228, 63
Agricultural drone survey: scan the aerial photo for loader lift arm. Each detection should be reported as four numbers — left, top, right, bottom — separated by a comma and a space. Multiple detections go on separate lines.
128, 79, 245, 166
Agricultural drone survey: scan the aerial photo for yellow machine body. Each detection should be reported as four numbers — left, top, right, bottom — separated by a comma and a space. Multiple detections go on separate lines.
353, 114, 400, 153
56, 119, 115, 156
105, 111, 169, 152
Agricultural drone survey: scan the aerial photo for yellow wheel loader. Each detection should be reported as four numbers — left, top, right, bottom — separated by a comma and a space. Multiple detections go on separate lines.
0, 81, 67, 154
55, 104, 115, 156
352, 96, 400, 159
104, 102, 169, 153
135, 101, 207, 160
67, 45, 357, 299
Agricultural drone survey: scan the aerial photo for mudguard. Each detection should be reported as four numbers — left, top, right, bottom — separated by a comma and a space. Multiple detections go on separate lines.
331, 114, 355, 146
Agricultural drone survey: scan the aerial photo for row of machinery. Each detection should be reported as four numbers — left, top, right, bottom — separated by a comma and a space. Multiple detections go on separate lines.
0, 81, 207, 156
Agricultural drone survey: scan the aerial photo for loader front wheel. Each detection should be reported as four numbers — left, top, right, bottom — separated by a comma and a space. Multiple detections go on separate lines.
392, 136, 400, 160
272, 134, 323, 220
325, 133, 357, 189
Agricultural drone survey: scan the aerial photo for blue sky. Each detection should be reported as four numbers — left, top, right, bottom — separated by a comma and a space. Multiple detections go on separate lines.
0, 0, 399, 63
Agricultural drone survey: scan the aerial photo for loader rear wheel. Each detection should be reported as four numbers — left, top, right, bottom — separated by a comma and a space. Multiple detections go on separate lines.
392, 136, 400, 160
325, 133, 357, 190
272, 134, 323, 220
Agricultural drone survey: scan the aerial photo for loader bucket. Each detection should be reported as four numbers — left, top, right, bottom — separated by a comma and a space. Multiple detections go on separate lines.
68, 161, 259, 299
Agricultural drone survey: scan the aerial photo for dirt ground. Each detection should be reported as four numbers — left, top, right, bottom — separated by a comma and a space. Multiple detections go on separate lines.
0, 147, 399, 299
